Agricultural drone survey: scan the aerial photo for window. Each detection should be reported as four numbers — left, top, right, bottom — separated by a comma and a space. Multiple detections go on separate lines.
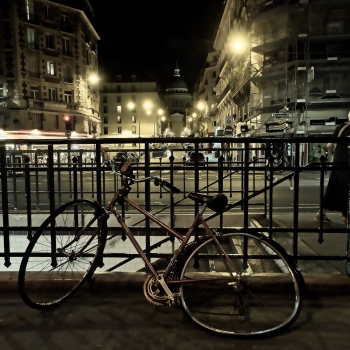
131, 95, 136, 102
55, 115, 59, 129
48, 88, 57, 101
86, 50, 91, 65
103, 96, 107, 103
117, 106, 121, 113
62, 38, 70, 55
27, 28, 37, 49
46, 34, 54, 49
47, 61, 55, 75
131, 115, 136, 123
327, 21, 344, 34
104, 116, 108, 124
117, 95, 121, 103
25, 0, 34, 20
132, 126, 136, 134
28, 57, 40, 77
32, 113, 43, 129
131, 85, 136, 92
212, 87, 216, 95
0, 84, 3, 98
61, 11, 69, 23
44, 5, 52, 21
64, 90, 73, 103
117, 116, 121, 123
63, 65, 73, 82
104, 127, 108, 134
117, 127, 122, 134
117, 85, 121, 92
324, 74, 342, 92
30, 86, 40, 99
103, 106, 108, 113
212, 71, 216, 78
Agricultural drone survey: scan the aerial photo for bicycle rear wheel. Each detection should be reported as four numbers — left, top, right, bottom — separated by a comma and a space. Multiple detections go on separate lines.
179, 232, 303, 337
18, 199, 107, 309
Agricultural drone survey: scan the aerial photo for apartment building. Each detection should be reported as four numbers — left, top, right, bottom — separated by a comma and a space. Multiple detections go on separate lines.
211, 0, 350, 163
0, 0, 100, 146
192, 51, 219, 137
99, 75, 166, 141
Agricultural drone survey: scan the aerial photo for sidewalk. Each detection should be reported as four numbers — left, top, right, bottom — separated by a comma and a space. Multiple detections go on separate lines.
1, 213, 350, 349
0, 290, 350, 350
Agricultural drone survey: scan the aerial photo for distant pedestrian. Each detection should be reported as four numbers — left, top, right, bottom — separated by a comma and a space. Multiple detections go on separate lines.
315, 111, 350, 224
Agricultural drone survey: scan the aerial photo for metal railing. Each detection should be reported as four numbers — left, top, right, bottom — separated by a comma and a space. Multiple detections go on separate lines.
0, 136, 349, 273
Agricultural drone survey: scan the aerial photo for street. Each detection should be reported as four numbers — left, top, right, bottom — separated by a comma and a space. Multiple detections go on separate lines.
1, 165, 326, 214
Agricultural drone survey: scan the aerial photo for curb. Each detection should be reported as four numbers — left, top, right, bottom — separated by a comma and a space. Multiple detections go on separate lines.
2, 271, 350, 295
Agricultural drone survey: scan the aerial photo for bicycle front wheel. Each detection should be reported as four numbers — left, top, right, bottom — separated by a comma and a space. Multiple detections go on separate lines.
179, 232, 302, 337
18, 199, 107, 309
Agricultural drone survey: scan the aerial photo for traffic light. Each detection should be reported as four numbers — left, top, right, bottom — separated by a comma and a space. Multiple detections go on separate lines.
63, 115, 72, 131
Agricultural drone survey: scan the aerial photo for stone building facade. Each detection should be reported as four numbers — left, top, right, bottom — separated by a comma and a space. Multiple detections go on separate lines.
0, 0, 100, 145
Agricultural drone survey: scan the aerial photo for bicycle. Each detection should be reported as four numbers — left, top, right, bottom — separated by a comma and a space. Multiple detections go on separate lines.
18, 156, 303, 337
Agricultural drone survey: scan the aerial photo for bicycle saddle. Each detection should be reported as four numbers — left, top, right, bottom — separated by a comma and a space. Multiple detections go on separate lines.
188, 192, 228, 213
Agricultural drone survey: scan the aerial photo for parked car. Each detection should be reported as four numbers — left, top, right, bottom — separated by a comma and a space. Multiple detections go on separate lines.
114, 151, 139, 163
184, 151, 206, 166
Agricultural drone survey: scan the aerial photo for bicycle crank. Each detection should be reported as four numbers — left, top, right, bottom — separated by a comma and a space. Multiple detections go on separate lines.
143, 271, 175, 306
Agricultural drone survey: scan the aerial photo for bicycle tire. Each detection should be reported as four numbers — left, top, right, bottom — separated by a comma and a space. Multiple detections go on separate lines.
179, 232, 303, 337
18, 199, 107, 310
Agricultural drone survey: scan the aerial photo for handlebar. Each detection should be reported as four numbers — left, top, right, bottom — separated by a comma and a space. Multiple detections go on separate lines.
106, 158, 181, 195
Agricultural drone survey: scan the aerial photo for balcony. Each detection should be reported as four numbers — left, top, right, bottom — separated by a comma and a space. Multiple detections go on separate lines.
27, 71, 41, 79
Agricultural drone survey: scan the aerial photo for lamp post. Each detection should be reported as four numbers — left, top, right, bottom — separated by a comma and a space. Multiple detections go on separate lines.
197, 102, 206, 137
157, 109, 164, 137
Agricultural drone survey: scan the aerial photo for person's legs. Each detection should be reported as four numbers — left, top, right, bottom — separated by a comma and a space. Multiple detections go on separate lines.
315, 209, 331, 222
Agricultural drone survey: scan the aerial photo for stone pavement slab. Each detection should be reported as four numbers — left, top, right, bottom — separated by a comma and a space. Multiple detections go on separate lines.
0, 290, 350, 350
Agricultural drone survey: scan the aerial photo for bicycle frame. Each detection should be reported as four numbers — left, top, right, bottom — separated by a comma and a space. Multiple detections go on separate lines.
61, 182, 237, 289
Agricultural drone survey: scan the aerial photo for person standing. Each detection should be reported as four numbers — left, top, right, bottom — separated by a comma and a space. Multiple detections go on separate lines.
316, 112, 350, 224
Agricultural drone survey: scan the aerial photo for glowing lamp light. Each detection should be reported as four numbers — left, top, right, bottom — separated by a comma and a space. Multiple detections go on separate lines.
89, 74, 98, 84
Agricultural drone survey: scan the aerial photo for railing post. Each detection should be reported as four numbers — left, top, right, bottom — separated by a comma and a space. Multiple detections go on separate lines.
24, 155, 32, 239
0, 146, 11, 267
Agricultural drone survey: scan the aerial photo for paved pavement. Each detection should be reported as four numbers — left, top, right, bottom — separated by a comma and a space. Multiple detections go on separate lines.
1, 211, 350, 349
1, 290, 350, 350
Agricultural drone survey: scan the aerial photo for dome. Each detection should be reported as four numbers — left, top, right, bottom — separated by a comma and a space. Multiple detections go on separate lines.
166, 64, 188, 92
167, 76, 188, 90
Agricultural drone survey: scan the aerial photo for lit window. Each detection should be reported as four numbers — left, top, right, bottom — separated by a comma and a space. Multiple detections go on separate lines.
25, 0, 34, 20
30, 86, 40, 99
117, 116, 121, 123
117, 106, 122, 113
0, 84, 3, 98
131, 116, 136, 123
132, 126, 136, 134
47, 61, 55, 75
48, 88, 57, 101
27, 28, 37, 49
62, 38, 70, 55
64, 90, 73, 103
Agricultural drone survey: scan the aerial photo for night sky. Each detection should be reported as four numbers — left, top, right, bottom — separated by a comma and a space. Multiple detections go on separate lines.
89, 0, 224, 93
